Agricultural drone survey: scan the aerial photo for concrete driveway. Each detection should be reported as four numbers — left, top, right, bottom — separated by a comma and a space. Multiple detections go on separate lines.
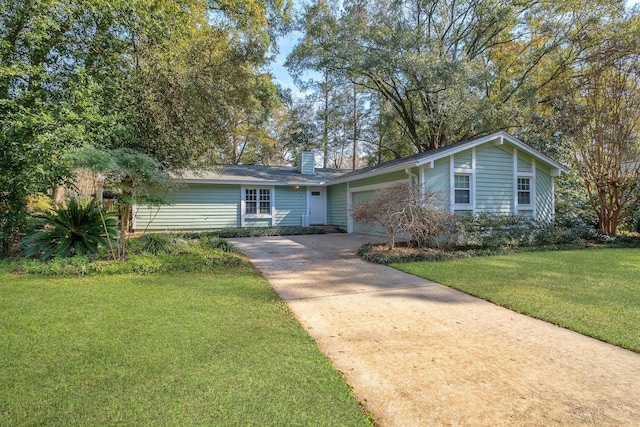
229, 234, 640, 426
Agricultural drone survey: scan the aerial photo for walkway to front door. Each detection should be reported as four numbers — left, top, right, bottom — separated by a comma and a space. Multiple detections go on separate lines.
230, 234, 640, 426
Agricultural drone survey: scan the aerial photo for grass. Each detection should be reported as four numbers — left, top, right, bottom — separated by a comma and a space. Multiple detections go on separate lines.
394, 248, 640, 353
0, 266, 372, 425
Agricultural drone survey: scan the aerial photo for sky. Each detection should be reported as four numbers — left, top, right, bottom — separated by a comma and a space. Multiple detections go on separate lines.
269, 31, 303, 96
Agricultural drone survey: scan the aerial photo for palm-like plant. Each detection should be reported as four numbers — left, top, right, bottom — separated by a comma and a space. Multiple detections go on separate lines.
22, 198, 118, 260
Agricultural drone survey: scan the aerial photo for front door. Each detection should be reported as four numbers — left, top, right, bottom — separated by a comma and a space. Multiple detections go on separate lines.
308, 187, 326, 225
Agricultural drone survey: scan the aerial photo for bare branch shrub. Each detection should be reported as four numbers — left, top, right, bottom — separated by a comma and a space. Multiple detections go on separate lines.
351, 183, 456, 249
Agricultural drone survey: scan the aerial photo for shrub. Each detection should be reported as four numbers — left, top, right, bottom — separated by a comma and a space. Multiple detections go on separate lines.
208, 226, 326, 238
21, 198, 118, 260
138, 233, 176, 254
358, 244, 464, 264
199, 235, 236, 252
351, 183, 453, 249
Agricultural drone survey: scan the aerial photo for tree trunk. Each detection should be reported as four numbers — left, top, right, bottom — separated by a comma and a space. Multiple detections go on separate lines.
352, 82, 358, 169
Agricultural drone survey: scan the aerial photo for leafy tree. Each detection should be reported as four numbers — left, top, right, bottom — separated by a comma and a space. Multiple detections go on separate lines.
560, 17, 640, 236
0, 0, 290, 254
268, 92, 320, 165
288, 0, 624, 156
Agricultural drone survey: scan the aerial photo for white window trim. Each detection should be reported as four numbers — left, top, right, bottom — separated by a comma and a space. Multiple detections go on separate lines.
450, 149, 476, 213
241, 186, 274, 226
517, 176, 533, 206
513, 149, 536, 216
453, 173, 472, 205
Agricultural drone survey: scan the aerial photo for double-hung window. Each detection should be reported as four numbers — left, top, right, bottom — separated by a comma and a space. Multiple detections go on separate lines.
454, 174, 471, 204
245, 188, 271, 215
517, 177, 531, 206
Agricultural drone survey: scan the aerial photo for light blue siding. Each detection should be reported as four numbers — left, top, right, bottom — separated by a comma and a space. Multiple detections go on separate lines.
297, 152, 315, 175
536, 166, 554, 221
423, 158, 450, 210
274, 187, 307, 226
134, 184, 240, 231
518, 210, 535, 218
349, 170, 408, 189
476, 145, 513, 214
244, 218, 272, 227
454, 150, 472, 169
327, 183, 348, 228
518, 153, 533, 173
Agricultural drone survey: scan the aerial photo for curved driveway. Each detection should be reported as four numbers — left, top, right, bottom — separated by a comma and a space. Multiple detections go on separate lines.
230, 234, 640, 426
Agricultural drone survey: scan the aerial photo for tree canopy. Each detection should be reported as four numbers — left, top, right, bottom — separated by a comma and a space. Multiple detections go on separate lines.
287, 0, 627, 153
0, 0, 290, 253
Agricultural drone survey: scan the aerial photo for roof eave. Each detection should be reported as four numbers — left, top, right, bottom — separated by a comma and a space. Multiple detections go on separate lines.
176, 178, 330, 186
327, 131, 569, 186
419, 132, 570, 173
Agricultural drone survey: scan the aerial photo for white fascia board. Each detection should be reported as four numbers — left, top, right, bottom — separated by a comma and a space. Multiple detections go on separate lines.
415, 131, 569, 174
328, 161, 422, 186
176, 179, 328, 186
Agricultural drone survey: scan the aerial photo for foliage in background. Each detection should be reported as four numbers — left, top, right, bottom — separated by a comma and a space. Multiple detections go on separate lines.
8, 224, 330, 275
21, 198, 118, 261
192, 226, 327, 238
11, 233, 242, 276
66, 147, 170, 235
288, 0, 626, 154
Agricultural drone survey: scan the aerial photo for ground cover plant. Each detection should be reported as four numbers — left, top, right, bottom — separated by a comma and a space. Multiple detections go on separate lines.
0, 264, 372, 425
8, 229, 326, 275
394, 248, 640, 353
195, 226, 327, 238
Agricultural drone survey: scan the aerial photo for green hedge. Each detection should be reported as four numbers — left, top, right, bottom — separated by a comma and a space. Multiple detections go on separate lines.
184, 226, 326, 238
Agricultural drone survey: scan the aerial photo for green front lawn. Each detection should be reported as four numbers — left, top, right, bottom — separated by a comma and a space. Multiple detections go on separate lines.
394, 248, 640, 353
0, 267, 372, 426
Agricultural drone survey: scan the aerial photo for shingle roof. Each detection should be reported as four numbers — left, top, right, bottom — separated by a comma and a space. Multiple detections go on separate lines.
175, 164, 350, 185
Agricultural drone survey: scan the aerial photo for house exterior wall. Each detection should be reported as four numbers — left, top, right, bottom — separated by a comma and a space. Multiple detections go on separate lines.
135, 184, 313, 231
518, 152, 533, 173
244, 218, 272, 227
134, 136, 561, 234
423, 158, 450, 209
536, 166, 554, 222
327, 183, 348, 228
134, 184, 240, 231
475, 145, 513, 214
454, 151, 472, 169
348, 170, 408, 189
274, 186, 307, 226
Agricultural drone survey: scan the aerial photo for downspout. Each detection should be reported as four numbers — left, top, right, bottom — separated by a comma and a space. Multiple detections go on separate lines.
405, 168, 418, 187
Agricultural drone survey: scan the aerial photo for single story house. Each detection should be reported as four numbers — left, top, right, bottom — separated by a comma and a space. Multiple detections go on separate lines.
133, 131, 569, 234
